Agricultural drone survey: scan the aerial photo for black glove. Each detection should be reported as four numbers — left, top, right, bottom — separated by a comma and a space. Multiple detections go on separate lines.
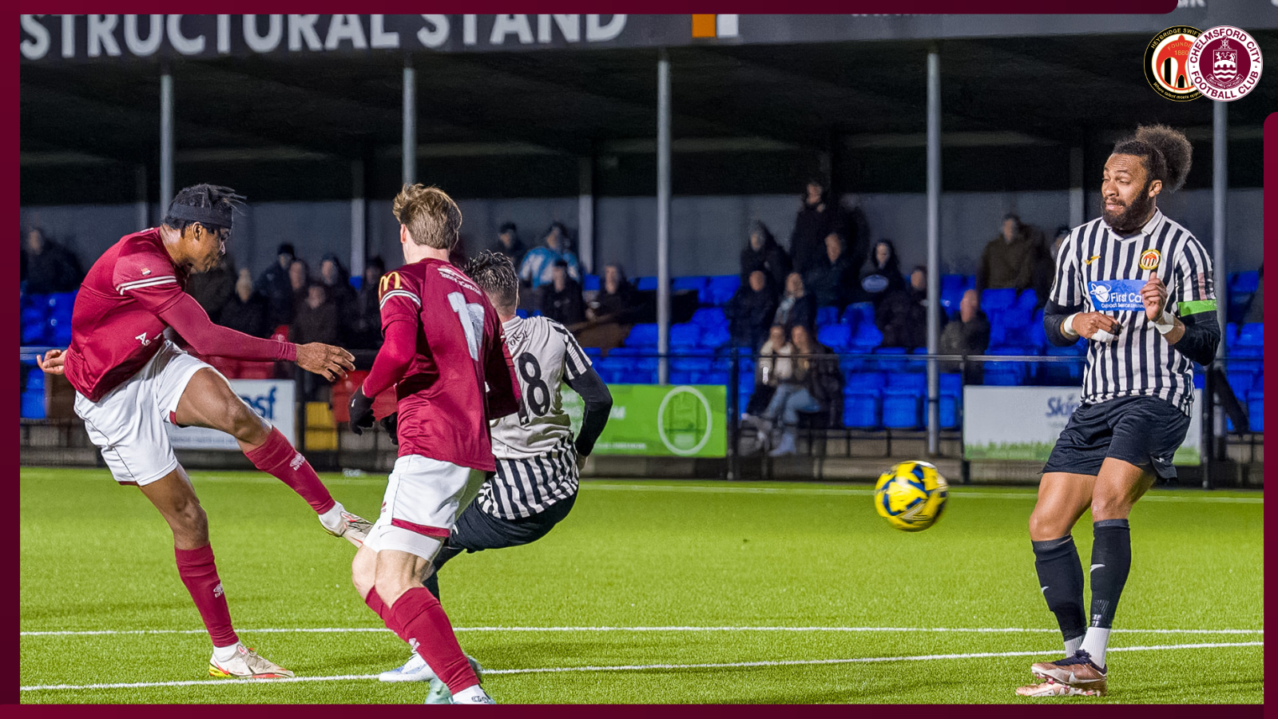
349, 387, 375, 435
380, 412, 399, 446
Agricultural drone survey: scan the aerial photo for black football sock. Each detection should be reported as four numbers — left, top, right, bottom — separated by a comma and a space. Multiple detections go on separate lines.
1032, 534, 1087, 654
1080, 519, 1131, 667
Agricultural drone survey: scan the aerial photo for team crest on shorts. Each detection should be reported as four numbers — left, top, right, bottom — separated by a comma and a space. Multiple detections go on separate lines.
1139, 249, 1161, 271
1187, 26, 1263, 101
1144, 26, 1203, 102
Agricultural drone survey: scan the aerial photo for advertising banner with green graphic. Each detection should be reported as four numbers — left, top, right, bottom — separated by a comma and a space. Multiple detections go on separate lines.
562, 384, 726, 457
963, 386, 1201, 465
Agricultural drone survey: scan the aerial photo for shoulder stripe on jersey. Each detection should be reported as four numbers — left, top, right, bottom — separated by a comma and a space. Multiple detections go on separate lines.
117, 276, 177, 293
379, 290, 422, 308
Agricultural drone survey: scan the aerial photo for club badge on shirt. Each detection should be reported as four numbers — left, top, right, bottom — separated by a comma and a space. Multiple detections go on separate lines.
1138, 249, 1161, 271
1088, 280, 1146, 312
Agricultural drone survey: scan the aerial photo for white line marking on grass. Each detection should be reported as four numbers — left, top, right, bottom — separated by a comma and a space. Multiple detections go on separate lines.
19, 641, 1262, 692
22, 626, 1264, 637
581, 483, 1263, 503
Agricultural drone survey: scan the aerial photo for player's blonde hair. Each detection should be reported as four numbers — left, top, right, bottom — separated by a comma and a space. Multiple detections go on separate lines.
393, 184, 462, 249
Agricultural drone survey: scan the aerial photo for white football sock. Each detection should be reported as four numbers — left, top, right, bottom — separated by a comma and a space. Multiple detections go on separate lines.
1065, 635, 1084, 657
1079, 627, 1111, 667
213, 642, 241, 663
452, 685, 490, 703
318, 502, 346, 533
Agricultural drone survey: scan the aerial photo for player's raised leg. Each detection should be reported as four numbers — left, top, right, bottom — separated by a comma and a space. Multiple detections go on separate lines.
138, 467, 292, 679
173, 368, 370, 545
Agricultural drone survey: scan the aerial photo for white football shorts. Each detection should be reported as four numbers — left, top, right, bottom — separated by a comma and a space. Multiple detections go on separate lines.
364, 454, 487, 560
73, 340, 211, 487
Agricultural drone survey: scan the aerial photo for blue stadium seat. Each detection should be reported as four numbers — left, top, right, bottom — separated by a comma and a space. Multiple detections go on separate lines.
886, 372, 927, 392
881, 389, 921, 429
985, 345, 1037, 385
940, 372, 963, 396
515, 308, 529, 319
625, 323, 660, 347
671, 351, 713, 373
672, 275, 708, 297
982, 288, 1017, 311
988, 306, 1033, 347
1231, 271, 1260, 294
1237, 322, 1263, 347
21, 391, 45, 419
1227, 370, 1256, 400
939, 394, 959, 429
846, 371, 887, 390
815, 306, 839, 327
1028, 310, 1047, 349
583, 346, 603, 359
844, 302, 875, 329
691, 307, 727, 329
817, 323, 851, 351
25, 367, 45, 392
670, 323, 702, 348
636, 276, 658, 291
695, 371, 729, 385
1248, 390, 1264, 433
871, 346, 908, 372
843, 389, 882, 429
699, 325, 731, 349
839, 355, 871, 374
669, 370, 695, 385
46, 291, 77, 314
849, 322, 883, 350
705, 275, 740, 305
940, 274, 966, 314
582, 274, 600, 292
48, 317, 73, 346
1015, 289, 1040, 311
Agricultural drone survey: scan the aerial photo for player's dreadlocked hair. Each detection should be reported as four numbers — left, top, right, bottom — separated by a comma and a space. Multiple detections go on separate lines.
465, 250, 519, 311
1111, 124, 1193, 193
162, 184, 245, 233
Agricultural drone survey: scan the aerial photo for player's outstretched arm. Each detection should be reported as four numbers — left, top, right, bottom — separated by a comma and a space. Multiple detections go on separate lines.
350, 318, 417, 434
565, 366, 613, 458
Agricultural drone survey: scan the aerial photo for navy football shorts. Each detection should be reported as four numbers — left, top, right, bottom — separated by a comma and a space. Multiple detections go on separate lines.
433, 489, 577, 571
1042, 395, 1191, 480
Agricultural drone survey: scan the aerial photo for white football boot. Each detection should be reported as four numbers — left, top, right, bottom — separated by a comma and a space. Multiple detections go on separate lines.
378, 652, 436, 683
209, 643, 294, 679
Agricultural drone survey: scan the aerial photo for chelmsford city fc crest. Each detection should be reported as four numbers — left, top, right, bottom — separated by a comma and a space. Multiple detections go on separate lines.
1187, 26, 1263, 101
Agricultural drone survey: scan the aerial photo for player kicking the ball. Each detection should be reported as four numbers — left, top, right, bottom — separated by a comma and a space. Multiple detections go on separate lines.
36, 184, 371, 680
347, 186, 521, 705
1017, 126, 1219, 698
373, 251, 613, 702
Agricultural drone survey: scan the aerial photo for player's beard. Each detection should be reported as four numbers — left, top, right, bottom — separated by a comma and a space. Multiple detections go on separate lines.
1102, 180, 1156, 234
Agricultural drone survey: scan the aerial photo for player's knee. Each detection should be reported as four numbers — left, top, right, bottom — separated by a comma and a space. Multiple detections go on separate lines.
169, 497, 208, 541
226, 398, 268, 442
1028, 508, 1063, 541
1090, 495, 1130, 521
351, 550, 377, 598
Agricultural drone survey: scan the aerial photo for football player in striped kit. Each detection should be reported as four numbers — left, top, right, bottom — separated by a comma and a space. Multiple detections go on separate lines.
376, 251, 613, 701
1017, 126, 1220, 698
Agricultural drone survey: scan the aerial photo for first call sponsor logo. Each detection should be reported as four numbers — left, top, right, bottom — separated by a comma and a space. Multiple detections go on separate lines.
1088, 280, 1146, 312
18, 15, 628, 61
1186, 26, 1263, 102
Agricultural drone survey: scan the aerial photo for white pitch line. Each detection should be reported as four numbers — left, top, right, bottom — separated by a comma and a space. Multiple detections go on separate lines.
19, 641, 1262, 692
580, 484, 1263, 503
21, 626, 1264, 637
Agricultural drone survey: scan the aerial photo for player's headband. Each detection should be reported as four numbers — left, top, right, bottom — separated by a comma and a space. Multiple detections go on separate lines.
168, 203, 233, 230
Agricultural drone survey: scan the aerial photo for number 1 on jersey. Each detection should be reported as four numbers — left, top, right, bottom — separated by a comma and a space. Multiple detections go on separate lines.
448, 291, 485, 361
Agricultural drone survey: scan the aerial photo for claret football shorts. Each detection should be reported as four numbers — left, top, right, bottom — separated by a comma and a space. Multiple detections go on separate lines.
73, 340, 212, 487
365, 454, 487, 560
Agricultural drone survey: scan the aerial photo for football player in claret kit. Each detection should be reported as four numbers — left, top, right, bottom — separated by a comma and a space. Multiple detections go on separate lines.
347, 186, 521, 705
375, 251, 614, 701
1017, 126, 1220, 698
35, 184, 370, 680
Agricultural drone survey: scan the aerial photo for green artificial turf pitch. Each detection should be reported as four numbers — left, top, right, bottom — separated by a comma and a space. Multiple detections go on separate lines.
20, 467, 1263, 704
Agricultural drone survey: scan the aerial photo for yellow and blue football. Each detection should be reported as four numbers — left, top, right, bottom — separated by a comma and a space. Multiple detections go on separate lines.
874, 460, 949, 532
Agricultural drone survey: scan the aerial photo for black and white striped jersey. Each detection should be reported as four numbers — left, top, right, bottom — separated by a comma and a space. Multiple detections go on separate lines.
480, 316, 592, 519
1049, 209, 1216, 416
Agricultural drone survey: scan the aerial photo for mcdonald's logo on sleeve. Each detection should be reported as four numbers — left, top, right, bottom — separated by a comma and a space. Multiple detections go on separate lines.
378, 271, 403, 297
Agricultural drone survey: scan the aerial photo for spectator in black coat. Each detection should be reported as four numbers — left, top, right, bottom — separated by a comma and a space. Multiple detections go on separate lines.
740, 220, 791, 289
773, 272, 817, 334
858, 239, 905, 306
587, 264, 635, 324
803, 233, 857, 309
727, 270, 779, 351
877, 266, 929, 350
255, 243, 296, 329
319, 253, 357, 343
289, 258, 311, 316
219, 269, 270, 338
188, 252, 237, 320
939, 289, 991, 384
23, 227, 83, 294
292, 282, 339, 401
538, 260, 587, 326
490, 222, 528, 272
349, 256, 385, 350
788, 180, 843, 275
